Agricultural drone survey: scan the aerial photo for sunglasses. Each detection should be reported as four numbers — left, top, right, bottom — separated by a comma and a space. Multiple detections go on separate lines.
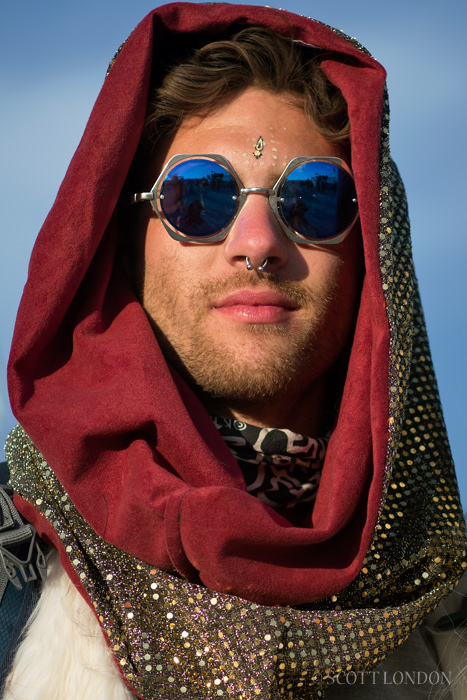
132, 154, 359, 245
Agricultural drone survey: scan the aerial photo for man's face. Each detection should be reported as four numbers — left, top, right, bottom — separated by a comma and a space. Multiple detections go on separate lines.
135, 89, 362, 431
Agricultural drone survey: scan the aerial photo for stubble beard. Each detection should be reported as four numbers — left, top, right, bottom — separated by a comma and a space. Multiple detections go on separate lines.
143, 271, 352, 408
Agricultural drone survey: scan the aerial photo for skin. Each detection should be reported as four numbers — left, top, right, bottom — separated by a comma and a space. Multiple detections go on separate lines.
135, 89, 363, 435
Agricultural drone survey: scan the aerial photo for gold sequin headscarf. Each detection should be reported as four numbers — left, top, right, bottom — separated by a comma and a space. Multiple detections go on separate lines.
5, 3, 466, 698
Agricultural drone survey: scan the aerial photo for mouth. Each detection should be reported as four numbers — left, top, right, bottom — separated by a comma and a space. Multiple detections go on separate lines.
213, 288, 298, 324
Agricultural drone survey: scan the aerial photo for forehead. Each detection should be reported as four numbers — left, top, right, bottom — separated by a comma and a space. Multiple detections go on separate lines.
154, 88, 347, 182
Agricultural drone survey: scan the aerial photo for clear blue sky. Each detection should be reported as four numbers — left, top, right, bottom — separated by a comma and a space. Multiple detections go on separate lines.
1, 0, 466, 507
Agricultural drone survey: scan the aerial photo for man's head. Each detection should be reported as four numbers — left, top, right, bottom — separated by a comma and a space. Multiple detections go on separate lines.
127, 28, 363, 433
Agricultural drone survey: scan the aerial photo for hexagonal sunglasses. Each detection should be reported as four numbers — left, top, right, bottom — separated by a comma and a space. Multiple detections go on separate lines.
132, 154, 359, 244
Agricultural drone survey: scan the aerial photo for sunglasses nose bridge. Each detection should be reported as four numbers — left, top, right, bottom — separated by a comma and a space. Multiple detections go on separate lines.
239, 187, 275, 197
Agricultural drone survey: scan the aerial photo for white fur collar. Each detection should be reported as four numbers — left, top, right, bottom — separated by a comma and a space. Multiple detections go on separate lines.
3, 552, 136, 700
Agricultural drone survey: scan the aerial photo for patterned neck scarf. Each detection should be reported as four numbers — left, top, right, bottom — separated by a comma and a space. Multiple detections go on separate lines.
211, 416, 327, 510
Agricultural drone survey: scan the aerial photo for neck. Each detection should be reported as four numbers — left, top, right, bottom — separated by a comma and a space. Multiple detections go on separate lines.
203, 374, 329, 435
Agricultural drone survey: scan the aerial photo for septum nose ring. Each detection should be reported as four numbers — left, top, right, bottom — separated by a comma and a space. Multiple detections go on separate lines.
245, 257, 268, 272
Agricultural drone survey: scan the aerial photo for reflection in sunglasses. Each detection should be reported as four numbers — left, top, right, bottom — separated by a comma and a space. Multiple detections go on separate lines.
161, 160, 238, 236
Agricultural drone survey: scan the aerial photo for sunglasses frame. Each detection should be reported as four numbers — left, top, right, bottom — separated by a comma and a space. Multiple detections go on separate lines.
132, 153, 359, 245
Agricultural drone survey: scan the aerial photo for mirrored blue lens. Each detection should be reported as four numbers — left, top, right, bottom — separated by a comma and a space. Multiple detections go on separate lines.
160, 159, 238, 237
279, 161, 357, 240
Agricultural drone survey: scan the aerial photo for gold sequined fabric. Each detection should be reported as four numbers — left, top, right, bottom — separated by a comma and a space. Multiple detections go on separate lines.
5, 16, 467, 700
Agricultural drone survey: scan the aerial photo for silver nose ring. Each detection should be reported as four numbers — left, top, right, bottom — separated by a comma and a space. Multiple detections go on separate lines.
245, 257, 268, 272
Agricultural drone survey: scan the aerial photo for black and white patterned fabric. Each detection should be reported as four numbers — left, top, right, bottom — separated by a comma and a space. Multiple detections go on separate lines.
211, 416, 327, 510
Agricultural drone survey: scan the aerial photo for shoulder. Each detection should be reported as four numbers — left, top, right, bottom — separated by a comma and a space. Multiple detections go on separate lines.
324, 625, 452, 698
0, 461, 43, 693
0, 461, 10, 487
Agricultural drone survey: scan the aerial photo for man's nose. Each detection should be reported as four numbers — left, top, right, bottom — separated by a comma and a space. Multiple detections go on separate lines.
223, 194, 289, 272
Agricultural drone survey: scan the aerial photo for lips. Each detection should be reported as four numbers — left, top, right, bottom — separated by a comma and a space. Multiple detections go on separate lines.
213, 288, 298, 323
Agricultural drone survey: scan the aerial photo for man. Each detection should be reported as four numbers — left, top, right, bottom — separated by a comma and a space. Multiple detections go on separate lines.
1, 3, 466, 698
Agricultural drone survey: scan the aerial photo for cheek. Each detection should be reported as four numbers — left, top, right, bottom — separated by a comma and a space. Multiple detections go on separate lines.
301, 251, 347, 297
332, 230, 364, 297
141, 222, 200, 316
302, 237, 363, 318
139, 220, 169, 307
144, 218, 161, 262
143, 219, 178, 279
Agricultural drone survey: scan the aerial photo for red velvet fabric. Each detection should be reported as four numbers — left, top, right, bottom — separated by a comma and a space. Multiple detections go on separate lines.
8, 3, 388, 605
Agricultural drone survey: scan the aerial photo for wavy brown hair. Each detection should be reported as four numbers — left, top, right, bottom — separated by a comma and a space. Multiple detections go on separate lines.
143, 27, 349, 147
